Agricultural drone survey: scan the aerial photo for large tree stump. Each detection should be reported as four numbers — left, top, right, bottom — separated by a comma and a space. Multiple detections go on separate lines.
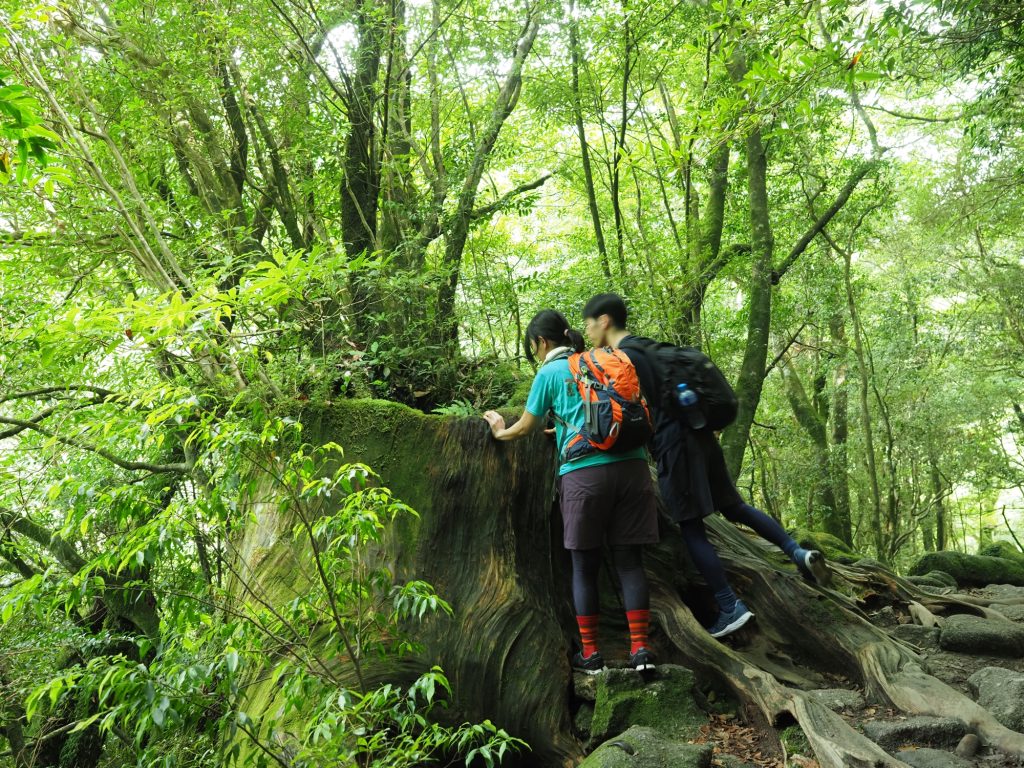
232, 400, 581, 765
230, 400, 1024, 767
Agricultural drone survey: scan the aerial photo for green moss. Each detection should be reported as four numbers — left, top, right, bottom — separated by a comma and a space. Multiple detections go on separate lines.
304, 399, 439, 516
590, 666, 707, 743
581, 727, 713, 768
231, 399, 472, 766
908, 551, 1024, 587
978, 540, 1024, 563
779, 723, 811, 756
789, 528, 859, 564
800, 594, 840, 626
504, 376, 534, 409
59, 689, 102, 768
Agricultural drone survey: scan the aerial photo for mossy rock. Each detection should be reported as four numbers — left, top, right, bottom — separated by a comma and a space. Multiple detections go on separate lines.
789, 528, 859, 564
922, 570, 957, 589
906, 570, 956, 590
908, 551, 1024, 587
581, 726, 713, 768
574, 702, 595, 736
979, 541, 1024, 564
906, 575, 946, 589
590, 665, 707, 743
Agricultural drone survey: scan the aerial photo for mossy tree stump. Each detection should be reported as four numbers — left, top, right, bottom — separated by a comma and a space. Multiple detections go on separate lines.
230, 400, 1024, 767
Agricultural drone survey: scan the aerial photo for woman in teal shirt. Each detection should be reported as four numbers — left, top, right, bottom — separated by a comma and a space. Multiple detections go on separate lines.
483, 309, 659, 673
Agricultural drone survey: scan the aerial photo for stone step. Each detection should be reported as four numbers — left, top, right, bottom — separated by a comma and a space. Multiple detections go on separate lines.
861, 716, 968, 750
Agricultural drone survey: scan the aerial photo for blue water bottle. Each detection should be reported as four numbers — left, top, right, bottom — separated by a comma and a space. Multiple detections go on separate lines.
676, 383, 706, 429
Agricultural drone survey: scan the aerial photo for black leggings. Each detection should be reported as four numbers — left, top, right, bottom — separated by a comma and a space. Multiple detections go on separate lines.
571, 545, 649, 616
719, 502, 799, 557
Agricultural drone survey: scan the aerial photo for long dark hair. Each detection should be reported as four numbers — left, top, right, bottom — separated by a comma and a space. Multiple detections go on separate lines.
524, 309, 585, 363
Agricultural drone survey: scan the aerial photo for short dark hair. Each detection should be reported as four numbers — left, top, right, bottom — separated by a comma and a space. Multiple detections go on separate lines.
583, 293, 628, 329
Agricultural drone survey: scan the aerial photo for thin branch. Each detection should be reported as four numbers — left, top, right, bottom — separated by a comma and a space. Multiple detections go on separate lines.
0, 506, 86, 573
861, 103, 961, 123
765, 321, 808, 377
468, 173, 552, 222
0, 386, 117, 405
1001, 506, 1024, 554
0, 408, 58, 439
773, 160, 878, 283
0, 417, 188, 473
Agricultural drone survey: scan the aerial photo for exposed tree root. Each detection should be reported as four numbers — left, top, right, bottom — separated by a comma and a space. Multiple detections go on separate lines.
652, 584, 910, 768
830, 559, 1024, 619
648, 516, 1024, 763
858, 643, 1024, 754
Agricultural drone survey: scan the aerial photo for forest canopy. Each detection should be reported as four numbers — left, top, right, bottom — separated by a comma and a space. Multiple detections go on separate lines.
2, 0, 1024, 765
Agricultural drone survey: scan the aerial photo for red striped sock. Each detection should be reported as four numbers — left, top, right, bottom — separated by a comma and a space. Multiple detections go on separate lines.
576, 614, 600, 658
626, 609, 650, 654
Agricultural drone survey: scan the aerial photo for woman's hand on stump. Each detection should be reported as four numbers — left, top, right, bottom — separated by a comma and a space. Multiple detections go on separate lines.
483, 411, 506, 437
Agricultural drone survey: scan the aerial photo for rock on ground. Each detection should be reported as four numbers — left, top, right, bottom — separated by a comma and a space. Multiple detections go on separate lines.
967, 666, 1024, 732
996, 604, 1024, 623
574, 672, 599, 702
980, 584, 1024, 600
923, 571, 959, 589
589, 664, 708, 743
954, 734, 979, 759
579, 726, 713, 768
895, 747, 973, 768
861, 717, 968, 750
939, 614, 1024, 657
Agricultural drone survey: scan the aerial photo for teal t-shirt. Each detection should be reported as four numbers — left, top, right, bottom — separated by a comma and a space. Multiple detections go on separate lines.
525, 355, 648, 476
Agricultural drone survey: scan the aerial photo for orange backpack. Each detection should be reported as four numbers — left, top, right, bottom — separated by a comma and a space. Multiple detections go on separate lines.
559, 347, 653, 463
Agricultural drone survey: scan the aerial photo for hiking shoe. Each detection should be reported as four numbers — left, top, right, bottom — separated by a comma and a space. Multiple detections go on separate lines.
628, 647, 656, 673
796, 549, 832, 586
707, 601, 755, 638
571, 650, 607, 675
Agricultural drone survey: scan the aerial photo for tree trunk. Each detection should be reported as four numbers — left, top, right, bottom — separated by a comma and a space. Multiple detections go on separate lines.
342, 0, 385, 342
684, 143, 731, 346
609, 0, 633, 281
231, 401, 580, 765
231, 400, 1024, 768
844, 248, 885, 559
781, 361, 843, 540
568, 2, 612, 283
434, 10, 541, 350
659, 77, 732, 346
829, 309, 853, 545
930, 455, 947, 551
722, 126, 774, 479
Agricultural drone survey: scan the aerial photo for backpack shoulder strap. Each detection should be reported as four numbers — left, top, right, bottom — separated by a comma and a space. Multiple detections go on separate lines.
617, 335, 656, 351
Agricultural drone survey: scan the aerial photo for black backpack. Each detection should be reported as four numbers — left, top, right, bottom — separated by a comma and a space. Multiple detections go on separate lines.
619, 337, 739, 430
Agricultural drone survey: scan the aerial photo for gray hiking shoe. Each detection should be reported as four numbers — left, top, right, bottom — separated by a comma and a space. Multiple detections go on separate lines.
797, 549, 832, 586
707, 601, 755, 638
571, 650, 607, 675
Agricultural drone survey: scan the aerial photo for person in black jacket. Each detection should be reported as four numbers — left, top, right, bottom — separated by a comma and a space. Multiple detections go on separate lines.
582, 293, 830, 638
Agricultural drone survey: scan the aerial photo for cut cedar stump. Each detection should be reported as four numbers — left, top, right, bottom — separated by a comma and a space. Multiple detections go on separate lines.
230, 400, 1024, 767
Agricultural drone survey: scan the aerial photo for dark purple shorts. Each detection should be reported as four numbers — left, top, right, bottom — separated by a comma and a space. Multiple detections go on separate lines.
557, 459, 660, 550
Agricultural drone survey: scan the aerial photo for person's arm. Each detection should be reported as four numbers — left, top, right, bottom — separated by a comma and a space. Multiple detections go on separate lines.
483, 409, 542, 441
